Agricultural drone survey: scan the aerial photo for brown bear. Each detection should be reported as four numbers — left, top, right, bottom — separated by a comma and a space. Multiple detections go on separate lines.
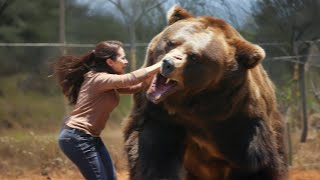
123, 5, 288, 180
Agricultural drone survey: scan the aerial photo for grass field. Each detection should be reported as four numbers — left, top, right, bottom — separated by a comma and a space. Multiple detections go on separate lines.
0, 123, 126, 179
0, 127, 319, 180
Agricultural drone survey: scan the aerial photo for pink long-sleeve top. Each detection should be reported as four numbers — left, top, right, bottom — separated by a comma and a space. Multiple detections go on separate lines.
65, 69, 151, 136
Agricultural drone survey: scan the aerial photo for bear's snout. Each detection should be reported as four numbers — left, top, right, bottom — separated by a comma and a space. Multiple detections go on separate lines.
161, 57, 175, 77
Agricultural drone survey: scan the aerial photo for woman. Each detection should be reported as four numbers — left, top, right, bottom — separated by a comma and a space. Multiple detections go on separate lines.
54, 40, 161, 180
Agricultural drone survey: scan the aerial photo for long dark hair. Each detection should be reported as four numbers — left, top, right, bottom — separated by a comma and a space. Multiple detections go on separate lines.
53, 40, 123, 105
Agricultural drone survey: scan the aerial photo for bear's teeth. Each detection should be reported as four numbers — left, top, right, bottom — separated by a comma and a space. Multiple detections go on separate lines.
165, 78, 171, 84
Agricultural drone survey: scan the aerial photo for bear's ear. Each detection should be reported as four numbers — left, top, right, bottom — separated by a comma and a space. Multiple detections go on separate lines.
167, 5, 193, 25
231, 38, 265, 69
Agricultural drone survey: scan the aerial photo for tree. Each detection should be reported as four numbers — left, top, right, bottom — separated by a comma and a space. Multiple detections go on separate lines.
0, 0, 129, 74
105, 0, 168, 71
308, 43, 320, 106
0, 0, 61, 74
0, 0, 15, 18
311, 79, 320, 105
251, 0, 320, 142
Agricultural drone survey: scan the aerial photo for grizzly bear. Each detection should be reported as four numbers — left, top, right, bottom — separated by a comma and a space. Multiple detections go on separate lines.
123, 5, 288, 180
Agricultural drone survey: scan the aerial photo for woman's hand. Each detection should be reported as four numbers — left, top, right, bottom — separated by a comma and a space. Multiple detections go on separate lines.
145, 60, 163, 75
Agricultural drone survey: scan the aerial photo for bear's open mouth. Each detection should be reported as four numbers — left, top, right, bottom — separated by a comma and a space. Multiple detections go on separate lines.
146, 73, 179, 104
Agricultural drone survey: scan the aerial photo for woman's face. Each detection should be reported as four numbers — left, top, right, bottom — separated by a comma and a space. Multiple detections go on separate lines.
106, 47, 128, 74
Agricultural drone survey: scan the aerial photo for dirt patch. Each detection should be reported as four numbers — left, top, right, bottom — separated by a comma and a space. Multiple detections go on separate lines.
1, 169, 319, 180
289, 169, 320, 180
0, 129, 319, 179
0, 170, 128, 180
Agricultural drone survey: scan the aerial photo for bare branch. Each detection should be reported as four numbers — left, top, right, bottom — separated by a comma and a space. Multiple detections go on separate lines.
310, 79, 320, 104
0, 0, 15, 17
213, 0, 241, 28
238, 3, 253, 16
135, 0, 168, 23
106, 0, 130, 22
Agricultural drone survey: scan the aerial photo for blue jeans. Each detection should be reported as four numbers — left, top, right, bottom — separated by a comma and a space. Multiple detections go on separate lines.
58, 127, 117, 180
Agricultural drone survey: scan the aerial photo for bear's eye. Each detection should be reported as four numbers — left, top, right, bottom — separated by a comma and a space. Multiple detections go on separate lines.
188, 53, 198, 62
167, 40, 175, 47
165, 40, 176, 51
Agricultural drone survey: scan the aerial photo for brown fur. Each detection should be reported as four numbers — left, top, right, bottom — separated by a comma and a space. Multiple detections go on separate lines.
123, 5, 288, 180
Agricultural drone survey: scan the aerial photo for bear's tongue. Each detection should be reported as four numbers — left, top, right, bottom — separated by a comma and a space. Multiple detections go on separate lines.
147, 74, 177, 103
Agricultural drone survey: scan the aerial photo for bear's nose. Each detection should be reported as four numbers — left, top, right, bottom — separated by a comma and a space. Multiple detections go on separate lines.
161, 57, 175, 77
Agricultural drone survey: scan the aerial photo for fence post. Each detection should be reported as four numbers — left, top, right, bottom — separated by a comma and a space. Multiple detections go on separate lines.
59, 0, 70, 114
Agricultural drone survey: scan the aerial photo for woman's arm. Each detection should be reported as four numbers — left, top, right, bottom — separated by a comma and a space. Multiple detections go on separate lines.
117, 75, 153, 94
94, 61, 161, 92
117, 83, 144, 94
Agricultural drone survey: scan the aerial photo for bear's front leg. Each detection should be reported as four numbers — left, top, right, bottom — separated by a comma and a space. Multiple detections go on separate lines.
135, 102, 186, 180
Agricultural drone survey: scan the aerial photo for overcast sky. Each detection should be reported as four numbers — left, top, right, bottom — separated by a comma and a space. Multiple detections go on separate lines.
74, 0, 254, 28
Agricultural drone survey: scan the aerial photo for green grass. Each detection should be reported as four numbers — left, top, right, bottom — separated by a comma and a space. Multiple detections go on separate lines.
0, 74, 63, 130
